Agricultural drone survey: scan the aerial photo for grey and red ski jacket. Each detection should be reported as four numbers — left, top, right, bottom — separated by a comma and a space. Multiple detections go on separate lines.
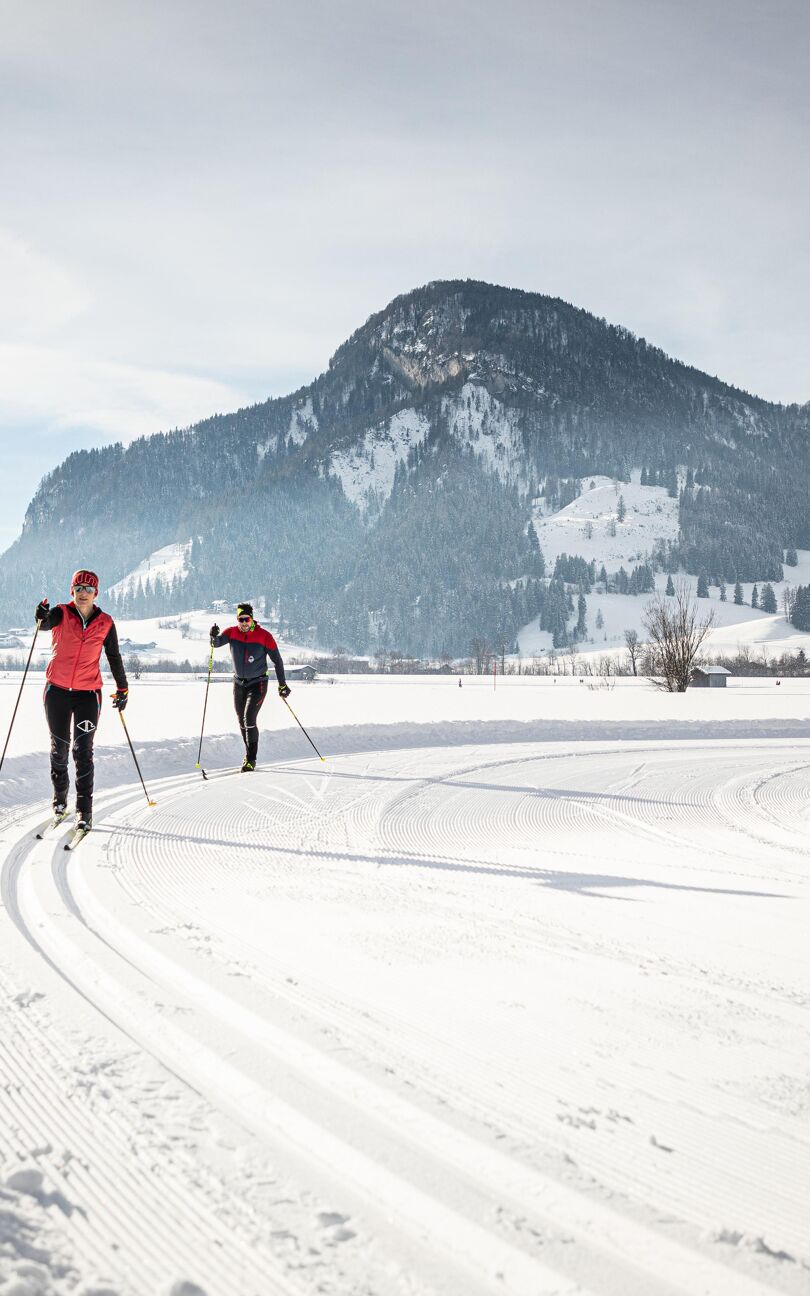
212, 623, 287, 687
39, 603, 128, 692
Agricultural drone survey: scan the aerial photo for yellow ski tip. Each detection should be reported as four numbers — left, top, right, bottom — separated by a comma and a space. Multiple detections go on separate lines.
148, 800, 157, 807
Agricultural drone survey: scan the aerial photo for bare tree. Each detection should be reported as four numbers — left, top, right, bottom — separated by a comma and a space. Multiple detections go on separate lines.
470, 638, 491, 675
642, 582, 715, 692
623, 629, 640, 677
125, 653, 143, 680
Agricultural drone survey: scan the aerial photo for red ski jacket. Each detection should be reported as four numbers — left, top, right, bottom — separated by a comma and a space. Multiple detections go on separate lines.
42, 603, 127, 692
212, 623, 286, 685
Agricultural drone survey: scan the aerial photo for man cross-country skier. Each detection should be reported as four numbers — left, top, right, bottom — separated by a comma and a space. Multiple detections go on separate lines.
36, 570, 129, 831
209, 603, 290, 771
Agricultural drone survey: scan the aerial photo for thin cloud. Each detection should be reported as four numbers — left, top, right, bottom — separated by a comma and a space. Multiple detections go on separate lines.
0, 345, 250, 440
0, 229, 91, 336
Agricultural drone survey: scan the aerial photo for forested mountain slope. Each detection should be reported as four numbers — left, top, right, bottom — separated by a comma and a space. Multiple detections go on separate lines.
2, 281, 808, 655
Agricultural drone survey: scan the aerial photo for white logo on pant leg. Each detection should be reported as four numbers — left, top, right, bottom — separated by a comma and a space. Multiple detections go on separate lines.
77, 719, 96, 733
248, 654, 254, 662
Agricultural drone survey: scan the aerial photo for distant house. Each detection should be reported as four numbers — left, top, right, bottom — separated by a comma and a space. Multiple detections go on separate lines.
285, 663, 318, 681
690, 665, 731, 688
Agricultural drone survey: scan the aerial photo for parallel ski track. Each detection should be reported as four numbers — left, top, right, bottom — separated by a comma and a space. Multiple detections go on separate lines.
109, 742, 810, 1273
2, 741, 807, 1296
104, 751, 808, 1254
0, 784, 301, 1296
5, 795, 592, 1296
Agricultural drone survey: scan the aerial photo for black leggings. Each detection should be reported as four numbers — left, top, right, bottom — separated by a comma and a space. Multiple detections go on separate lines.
233, 679, 268, 762
44, 684, 102, 815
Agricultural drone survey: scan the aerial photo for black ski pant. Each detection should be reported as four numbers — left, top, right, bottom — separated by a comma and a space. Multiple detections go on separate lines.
44, 684, 102, 816
233, 678, 268, 763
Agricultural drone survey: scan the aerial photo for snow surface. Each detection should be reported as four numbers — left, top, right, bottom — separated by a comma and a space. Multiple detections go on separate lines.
330, 408, 431, 512
1, 674, 809, 1295
531, 474, 680, 571
107, 542, 191, 597
330, 383, 526, 513
288, 396, 318, 447
443, 382, 524, 484
517, 475, 810, 661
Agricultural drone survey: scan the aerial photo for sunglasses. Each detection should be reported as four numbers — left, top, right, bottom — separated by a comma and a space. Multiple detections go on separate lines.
237, 615, 252, 623
72, 585, 96, 594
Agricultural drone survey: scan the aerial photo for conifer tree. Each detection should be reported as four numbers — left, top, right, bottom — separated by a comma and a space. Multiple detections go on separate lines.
792, 586, 810, 631
751, 584, 759, 609
696, 571, 709, 598
760, 583, 777, 614
733, 580, 744, 605
666, 574, 675, 596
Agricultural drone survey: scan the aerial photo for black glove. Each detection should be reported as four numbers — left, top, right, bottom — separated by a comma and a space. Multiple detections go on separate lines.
278, 683, 291, 699
210, 623, 220, 641
36, 598, 50, 622
111, 688, 129, 711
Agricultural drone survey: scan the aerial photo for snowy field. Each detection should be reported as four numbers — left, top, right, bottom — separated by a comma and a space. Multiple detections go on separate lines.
1, 676, 809, 1296
521, 477, 810, 661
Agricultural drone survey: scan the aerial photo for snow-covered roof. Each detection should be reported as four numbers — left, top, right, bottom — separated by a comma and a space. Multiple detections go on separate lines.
693, 665, 732, 675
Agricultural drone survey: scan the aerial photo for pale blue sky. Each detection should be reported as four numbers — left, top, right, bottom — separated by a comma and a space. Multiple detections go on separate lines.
1, 0, 808, 550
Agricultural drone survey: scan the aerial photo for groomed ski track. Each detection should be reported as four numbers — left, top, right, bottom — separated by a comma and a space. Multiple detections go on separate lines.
2, 737, 809, 1296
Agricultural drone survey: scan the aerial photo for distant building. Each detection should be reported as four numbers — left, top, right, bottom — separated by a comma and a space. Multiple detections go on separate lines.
285, 663, 318, 681
690, 665, 731, 688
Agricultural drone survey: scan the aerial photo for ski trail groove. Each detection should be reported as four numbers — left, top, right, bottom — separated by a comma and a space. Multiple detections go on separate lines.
3, 739, 808, 1295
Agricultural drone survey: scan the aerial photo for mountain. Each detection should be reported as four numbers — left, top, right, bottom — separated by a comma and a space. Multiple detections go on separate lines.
2, 280, 808, 656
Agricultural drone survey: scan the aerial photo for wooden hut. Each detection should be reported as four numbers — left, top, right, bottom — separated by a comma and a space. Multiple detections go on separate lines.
690, 665, 731, 688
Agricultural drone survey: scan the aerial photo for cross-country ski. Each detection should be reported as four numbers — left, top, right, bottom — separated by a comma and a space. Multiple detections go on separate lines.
63, 823, 91, 850
35, 808, 70, 839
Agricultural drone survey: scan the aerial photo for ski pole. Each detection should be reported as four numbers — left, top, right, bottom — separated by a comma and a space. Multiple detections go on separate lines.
118, 711, 157, 806
196, 643, 215, 778
0, 619, 41, 775
282, 697, 325, 761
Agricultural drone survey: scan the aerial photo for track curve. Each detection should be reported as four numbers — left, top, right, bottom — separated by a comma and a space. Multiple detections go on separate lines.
2, 738, 809, 1296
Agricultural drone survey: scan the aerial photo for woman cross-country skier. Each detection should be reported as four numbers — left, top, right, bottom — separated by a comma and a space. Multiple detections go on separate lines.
209, 603, 290, 771
36, 569, 129, 830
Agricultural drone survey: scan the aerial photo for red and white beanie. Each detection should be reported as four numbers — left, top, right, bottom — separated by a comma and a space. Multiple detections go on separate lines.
70, 569, 99, 593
